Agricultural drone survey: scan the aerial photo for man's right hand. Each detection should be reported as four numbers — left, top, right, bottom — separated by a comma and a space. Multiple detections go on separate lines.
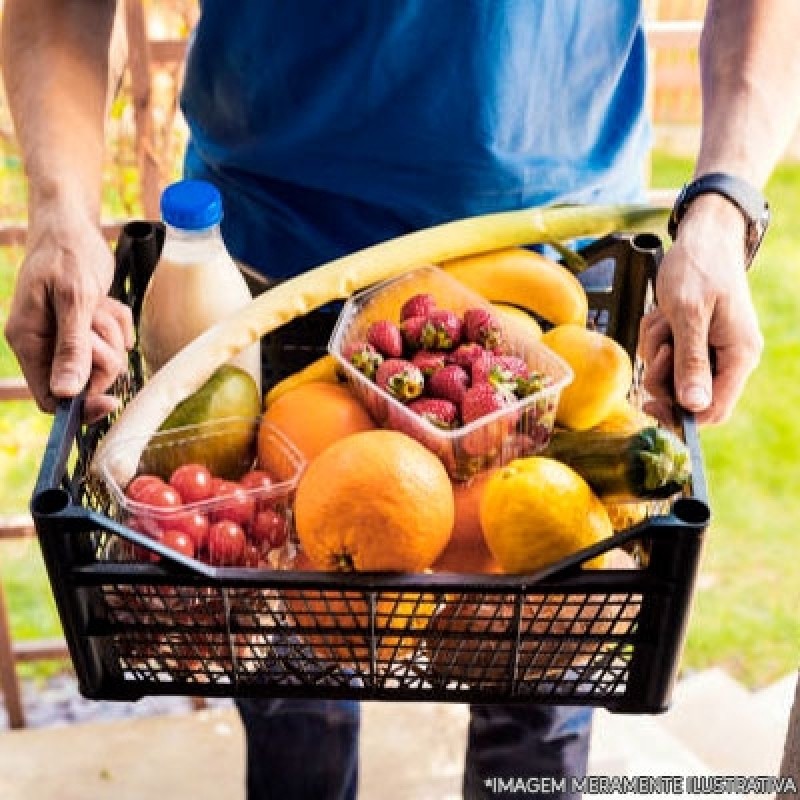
4, 203, 134, 421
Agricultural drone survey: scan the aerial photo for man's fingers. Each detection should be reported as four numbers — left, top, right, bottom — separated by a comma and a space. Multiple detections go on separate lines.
642, 341, 674, 401
638, 309, 672, 365
98, 296, 135, 351
670, 303, 713, 414
87, 330, 127, 394
82, 392, 120, 423
50, 288, 94, 398
92, 304, 126, 354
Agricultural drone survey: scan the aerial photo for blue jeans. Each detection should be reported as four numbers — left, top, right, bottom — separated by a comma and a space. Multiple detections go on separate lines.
236, 699, 592, 799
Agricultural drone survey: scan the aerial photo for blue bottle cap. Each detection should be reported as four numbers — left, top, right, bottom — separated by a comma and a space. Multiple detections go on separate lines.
160, 179, 223, 230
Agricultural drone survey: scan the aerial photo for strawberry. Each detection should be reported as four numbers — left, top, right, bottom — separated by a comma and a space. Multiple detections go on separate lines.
471, 353, 528, 391
470, 351, 498, 385
494, 355, 529, 381
400, 293, 437, 321
428, 364, 469, 406
375, 358, 425, 402
367, 319, 404, 358
463, 308, 506, 351
342, 341, 383, 379
408, 397, 458, 429
420, 309, 463, 350
401, 315, 428, 351
411, 350, 447, 377
461, 382, 513, 424
448, 342, 487, 369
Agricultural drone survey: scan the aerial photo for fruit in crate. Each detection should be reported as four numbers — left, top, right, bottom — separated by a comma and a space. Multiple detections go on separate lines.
427, 549, 640, 686
281, 552, 436, 666
119, 461, 295, 568
140, 365, 261, 480
492, 303, 542, 341
264, 355, 341, 408
294, 430, 454, 572
261, 382, 375, 468
441, 247, 589, 326
340, 295, 553, 432
93, 203, 666, 490
480, 456, 612, 574
540, 324, 633, 430
432, 469, 500, 574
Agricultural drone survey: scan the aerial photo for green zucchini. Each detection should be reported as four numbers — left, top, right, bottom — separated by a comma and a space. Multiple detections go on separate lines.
544, 426, 692, 501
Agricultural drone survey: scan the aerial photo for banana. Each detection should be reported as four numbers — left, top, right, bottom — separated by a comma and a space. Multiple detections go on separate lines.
442, 247, 588, 326
265, 355, 341, 408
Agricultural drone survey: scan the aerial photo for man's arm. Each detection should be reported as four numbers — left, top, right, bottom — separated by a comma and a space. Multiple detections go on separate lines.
641, 0, 800, 424
2, 0, 133, 419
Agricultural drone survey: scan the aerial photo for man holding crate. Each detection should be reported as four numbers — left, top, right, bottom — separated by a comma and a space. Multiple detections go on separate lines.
4, 1, 800, 798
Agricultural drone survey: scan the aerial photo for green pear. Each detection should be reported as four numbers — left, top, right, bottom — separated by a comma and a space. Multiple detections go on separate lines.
141, 365, 262, 480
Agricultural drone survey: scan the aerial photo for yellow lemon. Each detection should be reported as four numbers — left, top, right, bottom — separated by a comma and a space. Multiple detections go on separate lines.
480, 456, 612, 573
541, 324, 633, 430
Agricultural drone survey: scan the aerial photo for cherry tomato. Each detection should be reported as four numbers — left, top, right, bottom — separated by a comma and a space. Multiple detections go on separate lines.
161, 529, 196, 559
240, 469, 274, 492
171, 510, 210, 552
243, 543, 261, 568
251, 509, 289, 550
208, 520, 246, 566
126, 474, 166, 503
212, 480, 256, 528
240, 469, 277, 510
210, 476, 227, 495
127, 519, 162, 563
169, 464, 215, 504
136, 482, 182, 510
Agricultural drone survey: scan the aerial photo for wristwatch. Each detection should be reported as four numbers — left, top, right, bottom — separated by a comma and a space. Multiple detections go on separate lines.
668, 172, 771, 269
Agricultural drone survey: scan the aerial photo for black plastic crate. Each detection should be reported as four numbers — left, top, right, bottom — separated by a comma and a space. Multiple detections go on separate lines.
31, 223, 710, 713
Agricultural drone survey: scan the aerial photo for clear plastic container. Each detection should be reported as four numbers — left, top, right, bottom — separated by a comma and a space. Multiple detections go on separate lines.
99, 418, 305, 570
329, 266, 573, 480
138, 179, 262, 391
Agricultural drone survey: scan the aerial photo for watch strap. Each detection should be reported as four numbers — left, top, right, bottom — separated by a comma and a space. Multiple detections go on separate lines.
668, 172, 770, 268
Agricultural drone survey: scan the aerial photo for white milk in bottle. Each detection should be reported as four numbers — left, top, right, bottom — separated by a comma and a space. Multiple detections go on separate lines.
138, 179, 262, 392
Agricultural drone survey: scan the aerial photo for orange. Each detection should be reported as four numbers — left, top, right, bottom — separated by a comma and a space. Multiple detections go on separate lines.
480, 456, 612, 573
259, 382, 375, 474
283, 553, 435, 666
433, 470, 500, 574
294, 430, 454, 572
541, 324, 633, 430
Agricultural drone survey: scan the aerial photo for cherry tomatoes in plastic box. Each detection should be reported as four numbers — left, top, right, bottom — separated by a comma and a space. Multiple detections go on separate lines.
161, 529, 196, 559
212, 481, 256, 528
169, 464, 215, 504
208, 520, 247, 566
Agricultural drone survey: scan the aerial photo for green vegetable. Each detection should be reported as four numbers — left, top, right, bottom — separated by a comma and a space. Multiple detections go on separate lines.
544, 426, 692, 501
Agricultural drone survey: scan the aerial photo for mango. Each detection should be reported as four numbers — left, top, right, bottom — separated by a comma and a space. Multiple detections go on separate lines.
140, 365, 261, 480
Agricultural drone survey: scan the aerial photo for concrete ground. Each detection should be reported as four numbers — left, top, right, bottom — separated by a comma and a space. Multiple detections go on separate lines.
0, 703, 469, 800
1, 669, 795, 800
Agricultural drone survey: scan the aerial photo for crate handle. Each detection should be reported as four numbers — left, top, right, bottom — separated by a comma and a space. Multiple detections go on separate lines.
34, 395, 85, 497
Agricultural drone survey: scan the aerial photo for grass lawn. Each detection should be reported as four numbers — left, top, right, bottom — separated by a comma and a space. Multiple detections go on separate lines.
0, 150, 798, 689
651, 151, 800, 686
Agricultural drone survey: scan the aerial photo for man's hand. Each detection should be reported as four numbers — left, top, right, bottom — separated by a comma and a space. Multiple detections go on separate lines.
4, 204, 134, 421
639, 194, 763, 425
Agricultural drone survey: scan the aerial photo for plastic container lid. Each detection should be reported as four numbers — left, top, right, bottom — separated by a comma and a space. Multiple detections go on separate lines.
160, 179, 223, 230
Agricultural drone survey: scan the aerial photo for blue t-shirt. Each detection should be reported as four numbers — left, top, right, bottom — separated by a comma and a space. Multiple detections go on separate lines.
181, 1, 650, 278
